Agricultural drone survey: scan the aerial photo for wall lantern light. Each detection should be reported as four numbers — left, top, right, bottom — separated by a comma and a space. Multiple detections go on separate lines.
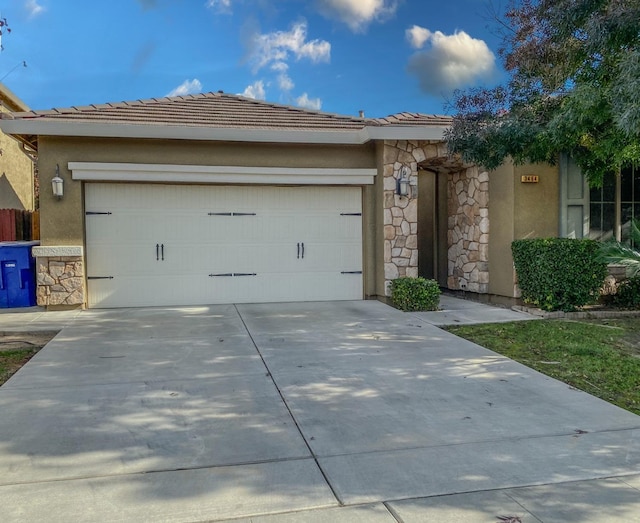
397, 165, 411, 197
51, 164, 64, 199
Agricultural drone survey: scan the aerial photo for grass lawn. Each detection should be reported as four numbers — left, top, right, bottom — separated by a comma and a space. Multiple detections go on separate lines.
0, 348, 41, 385
0, 331, 57, 386
446, 318, 640, 416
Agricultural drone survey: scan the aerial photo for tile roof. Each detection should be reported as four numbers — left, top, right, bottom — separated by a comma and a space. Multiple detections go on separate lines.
3, 92, 451, 131
372, 112, 453, 126
6, 92, 373, 131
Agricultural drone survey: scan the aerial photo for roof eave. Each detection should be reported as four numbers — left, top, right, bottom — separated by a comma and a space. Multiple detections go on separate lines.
0, 119, 373, 145
0, 119, 451, 145
0, 84, 30, 112
366, 125, 449, 141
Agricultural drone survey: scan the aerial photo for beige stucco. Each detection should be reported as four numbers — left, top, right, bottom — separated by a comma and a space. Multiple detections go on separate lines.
35, 136, 381, 307
488, 160, 560, 297
0, 86, 35, 210
38, 136, 377, 246
35, 132, 564, 307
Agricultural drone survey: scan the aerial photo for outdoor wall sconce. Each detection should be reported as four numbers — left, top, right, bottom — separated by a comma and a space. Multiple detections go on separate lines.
397, 165, 411, 197
51, 164, 64, 199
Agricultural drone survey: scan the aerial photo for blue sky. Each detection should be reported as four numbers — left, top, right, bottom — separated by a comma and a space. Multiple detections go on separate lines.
0, 0, 504, 118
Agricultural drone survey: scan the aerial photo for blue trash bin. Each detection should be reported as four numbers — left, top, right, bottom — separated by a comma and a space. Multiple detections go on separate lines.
0, 241, 39, 308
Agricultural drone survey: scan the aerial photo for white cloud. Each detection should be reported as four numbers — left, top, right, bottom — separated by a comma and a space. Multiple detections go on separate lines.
406, 29, 497, 95
406, 25, 431, 49
25, 0, 45, 18
241, 80, 266, 100
270, 62, 294, 91
277, 73, 294, 91
166, 78, 203, 97
270, 61, 289, 72
244, 22, 328, 109
296, 93, 322, 110
205, 0, 232, 13
249, 21, 331, 73
316, 0, 397, 32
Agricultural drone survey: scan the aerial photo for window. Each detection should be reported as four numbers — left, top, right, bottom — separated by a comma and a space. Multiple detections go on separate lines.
589, 164, 640, 245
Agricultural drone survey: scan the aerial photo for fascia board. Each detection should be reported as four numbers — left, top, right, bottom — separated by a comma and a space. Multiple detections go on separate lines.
0, 120, 450, 144
0, 119, 372, 145
366, 125, 449, 141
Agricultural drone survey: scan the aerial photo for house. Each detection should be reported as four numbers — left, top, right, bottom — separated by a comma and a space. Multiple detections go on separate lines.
0, 92, 561, 309
0, 83, 36, 211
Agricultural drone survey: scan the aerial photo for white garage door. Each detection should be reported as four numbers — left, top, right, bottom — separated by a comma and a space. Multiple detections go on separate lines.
85, 183, 363, 308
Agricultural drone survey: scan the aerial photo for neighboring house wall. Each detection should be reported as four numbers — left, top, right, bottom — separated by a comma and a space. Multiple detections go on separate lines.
488, 160, 560, 297
0, 88, 34, 211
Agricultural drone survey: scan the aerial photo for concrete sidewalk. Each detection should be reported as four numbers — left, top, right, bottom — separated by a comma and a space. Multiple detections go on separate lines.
0, 306, 82, 332
414, 294, 537, 326
0, 299, 638, 522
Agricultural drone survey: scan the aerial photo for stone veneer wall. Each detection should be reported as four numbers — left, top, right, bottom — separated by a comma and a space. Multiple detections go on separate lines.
382, 140, 490, 296
447, 166, 490, 293
382, 139, 446, 294
32, 246, 85, 307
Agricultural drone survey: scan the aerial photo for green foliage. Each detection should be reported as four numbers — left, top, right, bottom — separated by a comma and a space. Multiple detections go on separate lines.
390, 277, 440, 312
613, 277, 640, 309
511, 238, 607, 312
598, 219, 640, 278
445, 0, 640, 187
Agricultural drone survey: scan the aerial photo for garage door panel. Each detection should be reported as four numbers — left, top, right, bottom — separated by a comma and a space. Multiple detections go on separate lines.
297, 243, 362, 272
86, 183, 363, 307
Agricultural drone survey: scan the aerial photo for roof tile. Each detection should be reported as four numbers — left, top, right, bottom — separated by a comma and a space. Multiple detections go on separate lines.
3, 92, 451, 132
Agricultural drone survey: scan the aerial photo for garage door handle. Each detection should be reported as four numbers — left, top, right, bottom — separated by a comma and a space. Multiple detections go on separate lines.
297, 243, 300, 259
156, 243, 159, 261
161, 244, 164, 261
301, 242, 305, 259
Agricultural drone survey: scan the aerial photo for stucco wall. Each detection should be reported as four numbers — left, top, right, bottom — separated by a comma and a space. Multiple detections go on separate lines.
513, 162, 559, 239
488, 160, 560, 297
488, 161, 516, 297
0, 105, 34, 210
38, 136, 377, 246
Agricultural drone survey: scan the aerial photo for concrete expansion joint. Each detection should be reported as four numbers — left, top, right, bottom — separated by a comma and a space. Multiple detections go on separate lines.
232, 304, 344, 505
309, 427, 639, 464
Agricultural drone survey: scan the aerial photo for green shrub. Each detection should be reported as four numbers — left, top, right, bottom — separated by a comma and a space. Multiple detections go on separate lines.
613, 276, 640, 309
390, 277, 440, 311
511, 238, 607, 312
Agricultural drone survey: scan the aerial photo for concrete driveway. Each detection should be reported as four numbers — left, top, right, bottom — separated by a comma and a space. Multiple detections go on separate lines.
1, 300, 639, 522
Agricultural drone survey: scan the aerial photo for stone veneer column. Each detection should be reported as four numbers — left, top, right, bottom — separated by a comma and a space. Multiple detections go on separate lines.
32, 246, 85, 307
382, 140, 446, 295
447, 166, 490, 293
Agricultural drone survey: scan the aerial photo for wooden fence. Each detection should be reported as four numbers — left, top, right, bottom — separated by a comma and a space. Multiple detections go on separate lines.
0, 209, 40, 241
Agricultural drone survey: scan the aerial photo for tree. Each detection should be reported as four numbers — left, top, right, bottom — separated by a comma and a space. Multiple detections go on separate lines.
0, 17, 10, 51
445, 0, 640, 188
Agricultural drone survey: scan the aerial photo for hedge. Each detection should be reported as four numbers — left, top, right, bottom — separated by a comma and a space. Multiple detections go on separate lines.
511, 238, 607, 312
613, 276, 640, 309
390, 277, 440, 311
